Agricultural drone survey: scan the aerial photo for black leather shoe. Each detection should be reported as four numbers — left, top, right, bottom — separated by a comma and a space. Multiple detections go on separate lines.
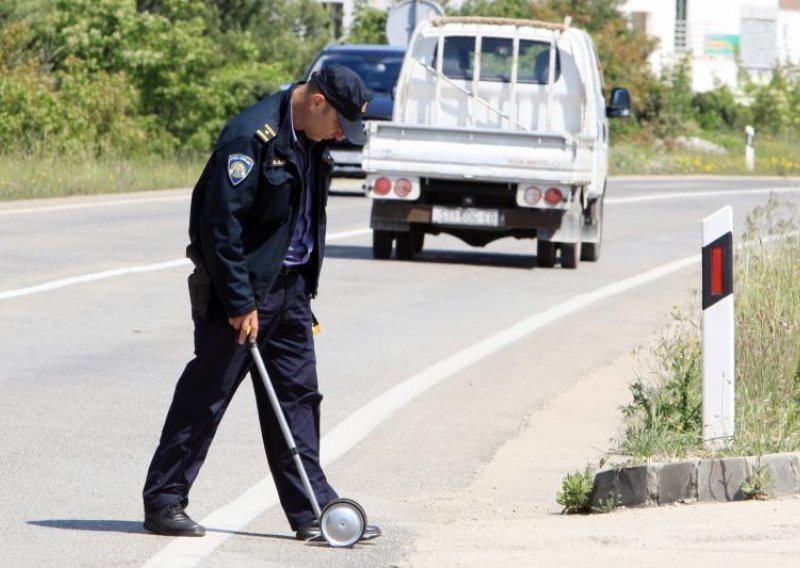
144, 503, 205, 537
295, 522, 382, 541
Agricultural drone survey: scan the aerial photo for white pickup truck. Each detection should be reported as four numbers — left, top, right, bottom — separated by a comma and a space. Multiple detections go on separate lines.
362, 16, 630, 268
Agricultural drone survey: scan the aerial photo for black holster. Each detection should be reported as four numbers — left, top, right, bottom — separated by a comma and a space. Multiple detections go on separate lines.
186, 243, 214, 320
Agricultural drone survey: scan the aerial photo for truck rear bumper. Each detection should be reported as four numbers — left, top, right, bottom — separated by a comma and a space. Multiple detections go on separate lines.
370, 200, 581, 245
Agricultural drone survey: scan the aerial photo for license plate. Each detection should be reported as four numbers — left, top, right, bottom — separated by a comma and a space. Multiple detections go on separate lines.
329, 148, 362, 165
431, 206, 500, 227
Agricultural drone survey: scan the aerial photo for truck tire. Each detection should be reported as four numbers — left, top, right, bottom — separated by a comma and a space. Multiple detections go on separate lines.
395, 231, 416, 260
581, 198, 603, 262
373, 230, 393, 259
414, 232, 425, 254
560, 241, 581, 269
537, 240, 555, 268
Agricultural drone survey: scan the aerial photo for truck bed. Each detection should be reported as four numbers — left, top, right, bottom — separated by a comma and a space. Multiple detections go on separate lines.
363, 122, 595, 185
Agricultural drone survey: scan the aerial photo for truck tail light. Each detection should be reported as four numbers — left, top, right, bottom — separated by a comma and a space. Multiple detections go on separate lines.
394, 178, 412, 197
523, 186, 542, 205
374, 177, 392, 196
544, 187, 563, 205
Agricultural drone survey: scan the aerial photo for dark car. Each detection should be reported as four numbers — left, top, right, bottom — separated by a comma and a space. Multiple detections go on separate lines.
304, 44, 406, 178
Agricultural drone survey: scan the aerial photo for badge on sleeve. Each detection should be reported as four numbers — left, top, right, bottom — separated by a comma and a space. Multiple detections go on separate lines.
227, 154, 254, 187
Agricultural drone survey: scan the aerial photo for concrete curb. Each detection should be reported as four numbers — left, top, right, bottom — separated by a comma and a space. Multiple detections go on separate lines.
591, 452, 800, 509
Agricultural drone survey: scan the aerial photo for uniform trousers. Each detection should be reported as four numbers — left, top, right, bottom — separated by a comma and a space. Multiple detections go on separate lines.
142, 269, 337, 529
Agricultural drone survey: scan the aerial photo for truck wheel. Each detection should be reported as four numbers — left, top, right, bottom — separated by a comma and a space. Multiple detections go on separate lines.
537, 240, 555, 268
373, 231, 393, 259
414, 232, 425, 254
560, 242, 581, 269
395, 231, 416, 260
581, 199, 603, 262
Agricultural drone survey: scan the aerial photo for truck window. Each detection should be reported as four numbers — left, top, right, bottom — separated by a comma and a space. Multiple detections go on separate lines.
440, 36, 474, 80
518, 40, 561, 84
434, 37, 560, 84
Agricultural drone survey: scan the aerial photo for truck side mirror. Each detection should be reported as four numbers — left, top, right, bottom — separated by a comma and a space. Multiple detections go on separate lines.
606, 87, 631, 118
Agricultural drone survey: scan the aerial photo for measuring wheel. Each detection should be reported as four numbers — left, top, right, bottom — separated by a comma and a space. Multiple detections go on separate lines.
319, 498, 367, 547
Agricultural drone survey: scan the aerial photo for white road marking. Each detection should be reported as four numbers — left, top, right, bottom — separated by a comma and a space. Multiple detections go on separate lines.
144, 252, 700, 567
0, 193, 191, 216
606, 186, 800, 204
0, 260, 191, 301
0, 229, 371, 302
2, 184, 796, 217
5, 184, 795, 303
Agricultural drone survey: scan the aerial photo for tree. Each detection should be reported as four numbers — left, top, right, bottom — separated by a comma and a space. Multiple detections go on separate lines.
526, 0, 658, 119
348, 1, 387, 44
458, 0, 659, 121
459, 0, 534, 19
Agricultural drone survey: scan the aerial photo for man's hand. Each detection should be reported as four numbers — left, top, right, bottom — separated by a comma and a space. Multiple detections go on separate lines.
229, 310, 258, 345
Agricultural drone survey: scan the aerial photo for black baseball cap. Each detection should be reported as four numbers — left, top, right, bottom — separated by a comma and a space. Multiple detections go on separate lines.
310, 64, 372, 144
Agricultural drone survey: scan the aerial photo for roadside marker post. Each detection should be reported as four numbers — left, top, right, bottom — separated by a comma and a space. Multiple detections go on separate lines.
701, 206, 735, 448
745, 125, 755, 171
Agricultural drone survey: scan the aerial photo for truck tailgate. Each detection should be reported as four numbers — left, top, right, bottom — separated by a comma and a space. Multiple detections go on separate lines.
363, 122, 594, 184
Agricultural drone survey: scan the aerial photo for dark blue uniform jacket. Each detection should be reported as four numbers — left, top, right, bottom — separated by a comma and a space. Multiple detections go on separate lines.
188, 86, 333, 318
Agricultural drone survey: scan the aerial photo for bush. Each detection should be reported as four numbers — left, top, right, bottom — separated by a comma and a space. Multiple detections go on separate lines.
0, 0, 299, 157
692, 85, 740, 130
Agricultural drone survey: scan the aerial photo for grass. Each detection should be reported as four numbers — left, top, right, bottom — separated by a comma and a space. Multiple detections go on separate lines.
614, 197, 800, 462
610, 130, 800, 177
0, 153, 207, 201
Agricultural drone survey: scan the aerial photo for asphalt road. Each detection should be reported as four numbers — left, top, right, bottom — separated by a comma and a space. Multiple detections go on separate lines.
1, 176, 799, 567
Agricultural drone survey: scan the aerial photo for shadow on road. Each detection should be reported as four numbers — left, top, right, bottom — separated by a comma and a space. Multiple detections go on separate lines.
27, 519, 295, 540
28, 519, 146, 534
326, 244, 538, 269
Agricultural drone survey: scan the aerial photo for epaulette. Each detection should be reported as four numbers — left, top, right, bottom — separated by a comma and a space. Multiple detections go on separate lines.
255, 122, 277, 144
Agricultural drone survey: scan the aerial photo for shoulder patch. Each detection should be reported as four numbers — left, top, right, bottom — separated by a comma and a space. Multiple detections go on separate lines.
227, 154, 254, 186
255, 122, 277, 144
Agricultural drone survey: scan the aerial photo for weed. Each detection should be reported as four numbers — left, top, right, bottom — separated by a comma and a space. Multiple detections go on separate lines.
556, 465, 595, 514
742, 458, 773, 500
617, 310, 703, 461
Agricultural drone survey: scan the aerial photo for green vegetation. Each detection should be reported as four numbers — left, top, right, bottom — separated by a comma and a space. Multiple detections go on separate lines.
0, 153, 207, 200
0, 0, 332, 157
347, 0, 387, 44
617, 198, 800, 462
556, 464, 595, 514
741, 458, 773, 500
611, 133, 800, 177
1, 0, 799, 200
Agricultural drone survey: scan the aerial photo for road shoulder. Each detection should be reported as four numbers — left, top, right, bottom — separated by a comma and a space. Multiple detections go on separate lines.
405, 351, 800, 567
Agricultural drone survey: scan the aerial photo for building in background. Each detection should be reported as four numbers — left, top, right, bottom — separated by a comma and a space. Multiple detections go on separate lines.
621, 0, 800, 92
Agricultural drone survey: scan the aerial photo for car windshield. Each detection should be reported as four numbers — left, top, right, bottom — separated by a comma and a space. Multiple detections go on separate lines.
310, 53, 404, 94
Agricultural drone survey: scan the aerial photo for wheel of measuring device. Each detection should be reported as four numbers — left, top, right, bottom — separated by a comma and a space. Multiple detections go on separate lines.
320, 498, 367, 547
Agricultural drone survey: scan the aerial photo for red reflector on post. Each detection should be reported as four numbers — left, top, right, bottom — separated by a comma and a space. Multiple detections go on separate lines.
711, 245, 724, 295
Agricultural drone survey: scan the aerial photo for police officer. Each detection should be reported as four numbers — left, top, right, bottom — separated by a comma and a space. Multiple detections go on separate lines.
142, 65, 381, 542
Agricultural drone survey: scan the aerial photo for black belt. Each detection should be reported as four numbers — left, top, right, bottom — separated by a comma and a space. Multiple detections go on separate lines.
279, 264, 303, 276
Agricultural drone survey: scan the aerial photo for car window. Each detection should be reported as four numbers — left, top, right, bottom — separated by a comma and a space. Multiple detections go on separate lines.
310, 53, 405, 94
